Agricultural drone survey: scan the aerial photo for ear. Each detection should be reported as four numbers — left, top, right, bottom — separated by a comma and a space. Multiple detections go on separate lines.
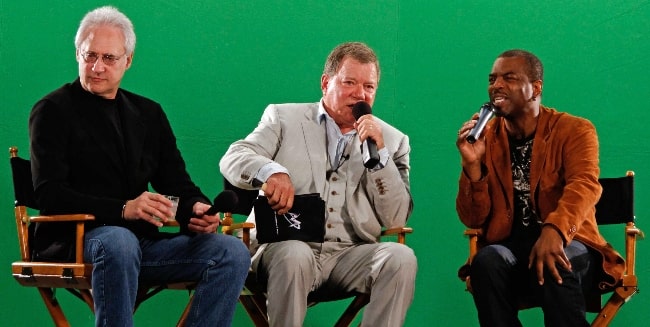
125, 52, 134, 70
320, 74, 330, 96
532, 80, 543, 98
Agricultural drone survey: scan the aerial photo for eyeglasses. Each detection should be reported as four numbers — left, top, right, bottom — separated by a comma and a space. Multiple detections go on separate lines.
80, 50, 126, 66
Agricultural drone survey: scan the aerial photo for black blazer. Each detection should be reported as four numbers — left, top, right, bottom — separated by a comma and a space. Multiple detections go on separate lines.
29, 78, 208, 260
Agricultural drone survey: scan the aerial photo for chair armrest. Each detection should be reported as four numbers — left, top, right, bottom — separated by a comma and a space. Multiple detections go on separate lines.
29, 214, 95, 223
163, 220, 180, 227
464, 228, 482, 263
381, 227, 413, 244
221, 219, 255, 248
25, 214, 95, 263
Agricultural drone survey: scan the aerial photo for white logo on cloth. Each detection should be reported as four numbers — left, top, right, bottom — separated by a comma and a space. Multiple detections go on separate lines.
273, 212, 302, 234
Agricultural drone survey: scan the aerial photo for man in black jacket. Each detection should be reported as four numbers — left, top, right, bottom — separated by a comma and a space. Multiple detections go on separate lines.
29, 6, 249, 326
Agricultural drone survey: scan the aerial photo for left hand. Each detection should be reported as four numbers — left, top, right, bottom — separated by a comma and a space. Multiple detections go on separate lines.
354, 114, 384, 149
528, 226, 572, 285
188, 202, 221, 234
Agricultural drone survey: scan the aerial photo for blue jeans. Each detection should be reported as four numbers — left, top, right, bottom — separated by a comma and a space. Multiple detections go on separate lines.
469, 240, 596, 327
84, 226, 250, 327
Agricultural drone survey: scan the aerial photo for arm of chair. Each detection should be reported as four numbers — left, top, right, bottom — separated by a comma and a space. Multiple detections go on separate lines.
460, 228, 482, 291
24, 214, 95, 263
381, 227, 413, 244
220, 212, 255, 248
464, 228, 483, 264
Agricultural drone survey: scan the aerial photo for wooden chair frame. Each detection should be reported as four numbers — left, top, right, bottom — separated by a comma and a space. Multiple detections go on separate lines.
461, 171, 644, 327
10, 146, 195, 326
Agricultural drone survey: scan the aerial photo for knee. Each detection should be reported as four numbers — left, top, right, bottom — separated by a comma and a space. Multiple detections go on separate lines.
471, 245, 514, 272
85, 226, 140, 264
198, 234, 250, 273
379, 243, 417, 277
264, 241, 314, 273
227, 237, 253, 272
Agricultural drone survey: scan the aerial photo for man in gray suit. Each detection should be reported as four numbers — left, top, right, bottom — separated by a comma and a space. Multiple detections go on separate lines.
220, 42, 416, 327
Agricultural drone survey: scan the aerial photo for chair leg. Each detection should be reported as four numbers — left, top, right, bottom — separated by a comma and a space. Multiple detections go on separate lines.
591, 286, 637, 327
239, 294, 269, 327
175, 294, 193, 327
334, 294, 370, 327
38, 287, 70, 327
79, 289, 95, 313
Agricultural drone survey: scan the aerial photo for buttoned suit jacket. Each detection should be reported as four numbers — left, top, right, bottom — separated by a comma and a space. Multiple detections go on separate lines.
456, 105, 624, 289
220, 102, 412, 251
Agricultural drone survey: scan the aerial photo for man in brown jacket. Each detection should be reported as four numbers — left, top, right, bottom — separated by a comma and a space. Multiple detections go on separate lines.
455, 49, 624, 327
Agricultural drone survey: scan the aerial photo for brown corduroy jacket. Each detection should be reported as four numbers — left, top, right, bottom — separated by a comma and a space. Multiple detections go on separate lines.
456, 105, 624, 290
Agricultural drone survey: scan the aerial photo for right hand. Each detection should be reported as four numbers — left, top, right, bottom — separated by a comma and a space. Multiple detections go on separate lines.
122, 191, 174, 227
262, 173, 295, 215
456, 113, 487, 181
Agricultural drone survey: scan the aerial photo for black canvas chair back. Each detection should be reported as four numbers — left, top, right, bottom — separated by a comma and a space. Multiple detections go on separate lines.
595, 173, 634, 225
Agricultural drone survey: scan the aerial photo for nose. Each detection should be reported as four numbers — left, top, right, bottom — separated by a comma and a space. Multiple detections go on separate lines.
352, 83, 365, 99
491, 76, 505, 89
91, 59, 106, 72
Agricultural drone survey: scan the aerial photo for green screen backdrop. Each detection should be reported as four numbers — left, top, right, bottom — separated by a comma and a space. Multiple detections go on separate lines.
1, 1, 648, 326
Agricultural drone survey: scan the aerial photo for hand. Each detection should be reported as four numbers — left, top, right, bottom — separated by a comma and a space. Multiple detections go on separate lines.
528, 226, 572, 285
354, 114, 384, 149
456, 113, 487, 181
122, 191, 174, 227
263, 173, 295, 215
188, 202, 221, 234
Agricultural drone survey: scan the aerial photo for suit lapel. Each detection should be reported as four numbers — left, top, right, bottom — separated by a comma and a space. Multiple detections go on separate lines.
344, 136, 365, 187
529, 107, 551, 209
301, 109, 327, 193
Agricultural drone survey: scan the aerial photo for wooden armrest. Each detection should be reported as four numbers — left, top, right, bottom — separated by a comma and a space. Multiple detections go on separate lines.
220, 221, 255, 248
23, 214, 94, 263
464, 228, 482, 237
227, 222, 256, 230
29, 214, 95, 223
464, 228, 483, 265
381, 226, 412, 244
381, 227, 413, 236
163, 220, 180, 227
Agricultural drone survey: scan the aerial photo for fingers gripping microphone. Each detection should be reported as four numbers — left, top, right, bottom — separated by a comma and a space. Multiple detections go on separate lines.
352, 101, 380, 168
204, 190, 239, 216
466, 102, 497, 144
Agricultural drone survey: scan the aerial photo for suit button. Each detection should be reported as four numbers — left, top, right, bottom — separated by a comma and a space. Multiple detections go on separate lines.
328, 208, 334, 212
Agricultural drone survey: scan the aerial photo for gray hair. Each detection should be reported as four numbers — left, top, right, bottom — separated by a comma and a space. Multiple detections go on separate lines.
74, 6, 136, 55
323, 42, 380, 81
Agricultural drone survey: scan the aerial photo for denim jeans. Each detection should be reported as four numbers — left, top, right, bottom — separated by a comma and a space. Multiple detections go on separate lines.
84, 226, 250, 327
469, 240, 595, 327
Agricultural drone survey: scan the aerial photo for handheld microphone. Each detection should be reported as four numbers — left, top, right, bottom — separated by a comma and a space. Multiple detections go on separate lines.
352, 101, 380, 168
204, 190, 239, 216
466, 102, 497, 144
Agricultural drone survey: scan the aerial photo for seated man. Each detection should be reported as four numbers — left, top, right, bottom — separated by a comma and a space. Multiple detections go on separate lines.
29, 6, 250, 327
455, 49, 625, 327
220, 42, 417, 327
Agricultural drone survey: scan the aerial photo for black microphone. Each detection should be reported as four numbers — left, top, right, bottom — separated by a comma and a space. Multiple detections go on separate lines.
352, 101, 380, 168
204, 190, 239, 216
466, 102, 497, 144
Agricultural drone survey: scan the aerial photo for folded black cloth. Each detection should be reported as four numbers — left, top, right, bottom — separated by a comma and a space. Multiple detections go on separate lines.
254, 193, 325, 244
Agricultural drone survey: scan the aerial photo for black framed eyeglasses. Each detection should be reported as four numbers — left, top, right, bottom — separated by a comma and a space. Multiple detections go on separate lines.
80, 51, 126, 66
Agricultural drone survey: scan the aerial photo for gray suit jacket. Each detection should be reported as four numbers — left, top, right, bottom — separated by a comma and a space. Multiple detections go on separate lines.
220, 102, 412, 247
